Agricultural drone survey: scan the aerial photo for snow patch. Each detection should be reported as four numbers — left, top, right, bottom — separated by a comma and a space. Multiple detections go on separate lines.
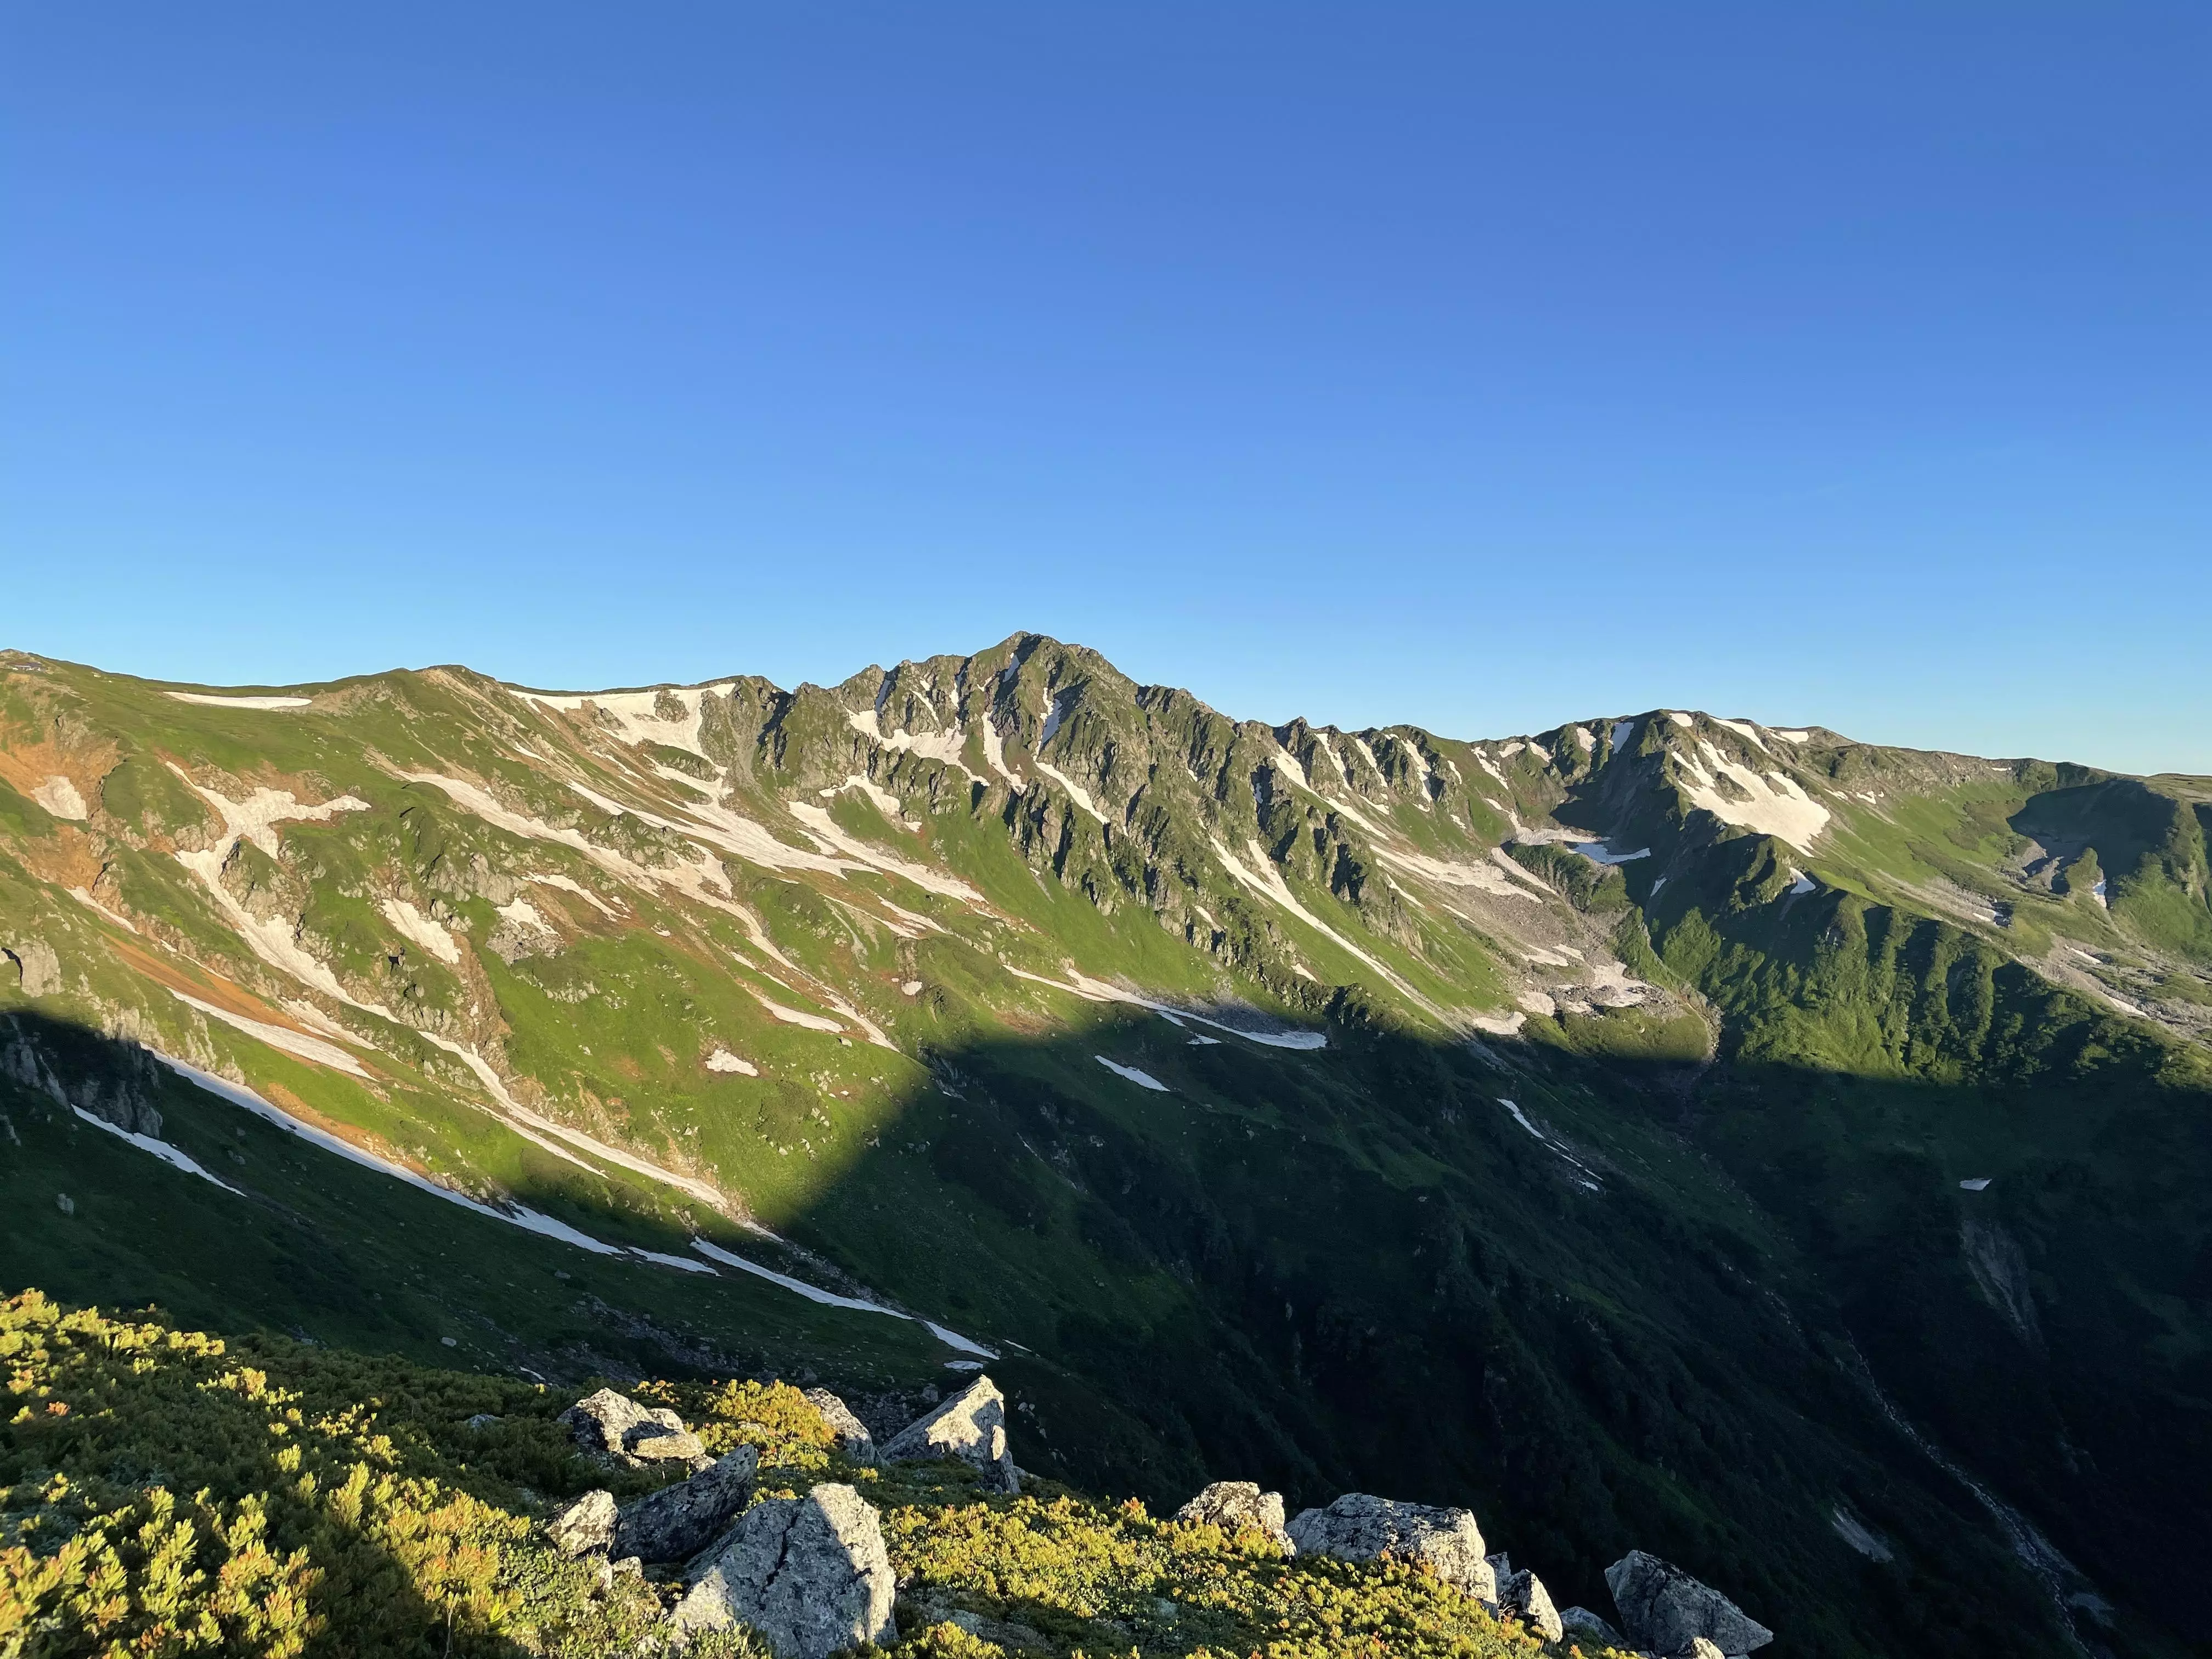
381, 899, 462, 964
705, 1048, 758, 1076
518, 684, 733, 765
72, 1103, 242, 1192
1095, 1056, 1170, 1092
1210, 834, 1424, 1003
66, 887, 137, 932
1674, 742, 1831, 850
1469, 1011, 1527, 1036
1713, 718, 1767, 746
1831, 1508, 1894, 1562
1609, 720, 1635, 752
1787, 871, 1817, 896
820, 774, 907, 821
531, 872, 619, 917
1571, 842, 1651, 866
748, 989, 846, 1034
1005, 966, 1328, 1049
171, 989, 370, 1077
1375, 845, 1544, 902
166, 692, 312, 709
1771, 729, 1812, 744
33, 775, 87, 820
1032, 759, 1109, 824
1960, 1177, 1993, 1192
1665, 711, 1694, 726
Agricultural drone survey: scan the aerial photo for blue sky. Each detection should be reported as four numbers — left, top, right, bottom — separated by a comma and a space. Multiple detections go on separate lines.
6, 5, 2209, 773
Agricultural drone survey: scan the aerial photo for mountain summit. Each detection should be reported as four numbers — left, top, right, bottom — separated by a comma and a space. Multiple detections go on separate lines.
4, 636, 2208, 1656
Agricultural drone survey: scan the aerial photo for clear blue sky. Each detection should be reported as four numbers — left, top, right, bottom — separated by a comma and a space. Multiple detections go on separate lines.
6, 5, 2208, 773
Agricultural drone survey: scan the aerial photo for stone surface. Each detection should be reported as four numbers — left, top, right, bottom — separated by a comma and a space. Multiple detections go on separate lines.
1681, 1639, 1727, 1659
879, 1375, 1019, 1492
629, 1426, 707, 1464
557, 1387, 691, 1468
804, 1386, 877, 1463
1605, 1550, 1774, 1655
546, 1489, 617, 1556
672, 1482, 896, 1659
1175, 1481, 1295, 1553
612, 1446, 758, 1563
1559, 1605, 1626, 1646
1499, 1568, 1564, 1644
3, 941, 61, 998
1285, 1494, 1496, 1602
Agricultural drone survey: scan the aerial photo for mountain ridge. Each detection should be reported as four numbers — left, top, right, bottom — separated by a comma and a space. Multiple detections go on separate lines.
4, 635, 2209, 1656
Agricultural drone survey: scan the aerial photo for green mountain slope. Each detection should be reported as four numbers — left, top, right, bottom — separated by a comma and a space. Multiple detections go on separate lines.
3, 638, 2208, 1657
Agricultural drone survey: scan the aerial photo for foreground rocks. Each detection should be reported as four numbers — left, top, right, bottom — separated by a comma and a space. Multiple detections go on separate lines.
1286, 1494, 1496, 1602
879, 1375, 1019, 1492
803, 1387, 877, 1464
1497, 1565, 1562, 1643
614, 1446, 758, 1562
1176, 1481, 1295, 1553
559, 1387, 710, 1470
547, 1489, 617, 1557
1605, 1550, 1774, 1655
1560, 1603, 1627, 1646
672, 1482, 896, 1659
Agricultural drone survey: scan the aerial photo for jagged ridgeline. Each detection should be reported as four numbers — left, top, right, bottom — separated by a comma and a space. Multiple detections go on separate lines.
2, 637, 2209, 1657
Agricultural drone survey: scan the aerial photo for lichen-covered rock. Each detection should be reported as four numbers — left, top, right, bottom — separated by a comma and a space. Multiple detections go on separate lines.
671, 1482, 896, 1658
613, 1446, 758, 1562
1605, 1550, 1774, 1654
546, 1489, 616, 1556
1499, 1567, 1563, 1643
879, 1375, 1019, 1492
1681, 1638, 1727, 1659
1285, 1494, 1496, 1602
1175, 1481, 1294, 1553
803, 1386, 876, 1463
1560, 1604, 1626, 1646
557, 1387, 690, 1468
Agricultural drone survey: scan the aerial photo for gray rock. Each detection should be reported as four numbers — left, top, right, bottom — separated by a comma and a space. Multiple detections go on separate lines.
1559, 1605, 1626, 1646
612, 1446, 758, 1563
465, 1413, 500, 1430
803, 1386, 877, 1463
672, 1482, 896, 1658
1285, 1494, 1496, 1602
1499, 1568, 1564, 1644
3, 942, 61, 998
558, 1387, 690, 1467
879, 1375, 1019, 1493
1606, 1550, 1774, 1655
629, 1426, 708, 1465
1486, 1550, 1510, 1580
1175, 1481, 1295, 1553
547, 1489, 617, 1556
1680, 1639, 1727, 1659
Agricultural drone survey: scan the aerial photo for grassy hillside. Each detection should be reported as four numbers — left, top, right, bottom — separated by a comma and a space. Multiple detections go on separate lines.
4, 640, 2209, 1655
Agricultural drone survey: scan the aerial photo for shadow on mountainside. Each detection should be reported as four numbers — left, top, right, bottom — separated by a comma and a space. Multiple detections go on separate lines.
7, 1003, 2210, 1659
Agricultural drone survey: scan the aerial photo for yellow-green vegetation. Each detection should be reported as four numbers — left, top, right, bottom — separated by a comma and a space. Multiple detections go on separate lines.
2, 1293, 1575, 1658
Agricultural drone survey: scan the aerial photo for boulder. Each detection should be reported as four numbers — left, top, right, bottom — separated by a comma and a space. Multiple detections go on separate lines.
672, 1482, 896, 1659
612, 1446, 758, 1562
558, 1387, 692, 1468
1499, 1568, 1564, 1644
803, 1386, 877, 1464
3, 941, 61, 998
546, 1489, 616, 1556
1285, 1494, 1496, 1602
1605, 1550, 1774, 1655
879, 1375, 1019, 1492
1681, 1639, 1727, 1659
1559, 1605, 1626, 1646
1175, 1481, 1295, 1553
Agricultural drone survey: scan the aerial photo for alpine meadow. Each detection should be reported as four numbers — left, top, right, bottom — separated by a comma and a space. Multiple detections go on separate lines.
3, 636, 2209, 1658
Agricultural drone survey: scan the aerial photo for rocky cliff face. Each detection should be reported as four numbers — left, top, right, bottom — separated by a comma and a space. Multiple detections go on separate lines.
3, 637, 2208, 1656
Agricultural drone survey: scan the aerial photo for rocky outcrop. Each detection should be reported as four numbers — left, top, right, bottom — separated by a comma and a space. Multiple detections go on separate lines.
2, 941, 61, 998
1498, 1567, 1562, 1643
1559, 1604, 1626, 1646
1605, 1550, 1774, 1654
804, 1386, 876, 1463
879, 1375, 1019, 1492
547, 1489, 616, 1556
672, 1482, 896, 1659
1176, 1481, 1294, 1553
613, 1446, 758, 1562
558, 1387, 711, 1470
1285, 1494, 1495, 1602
